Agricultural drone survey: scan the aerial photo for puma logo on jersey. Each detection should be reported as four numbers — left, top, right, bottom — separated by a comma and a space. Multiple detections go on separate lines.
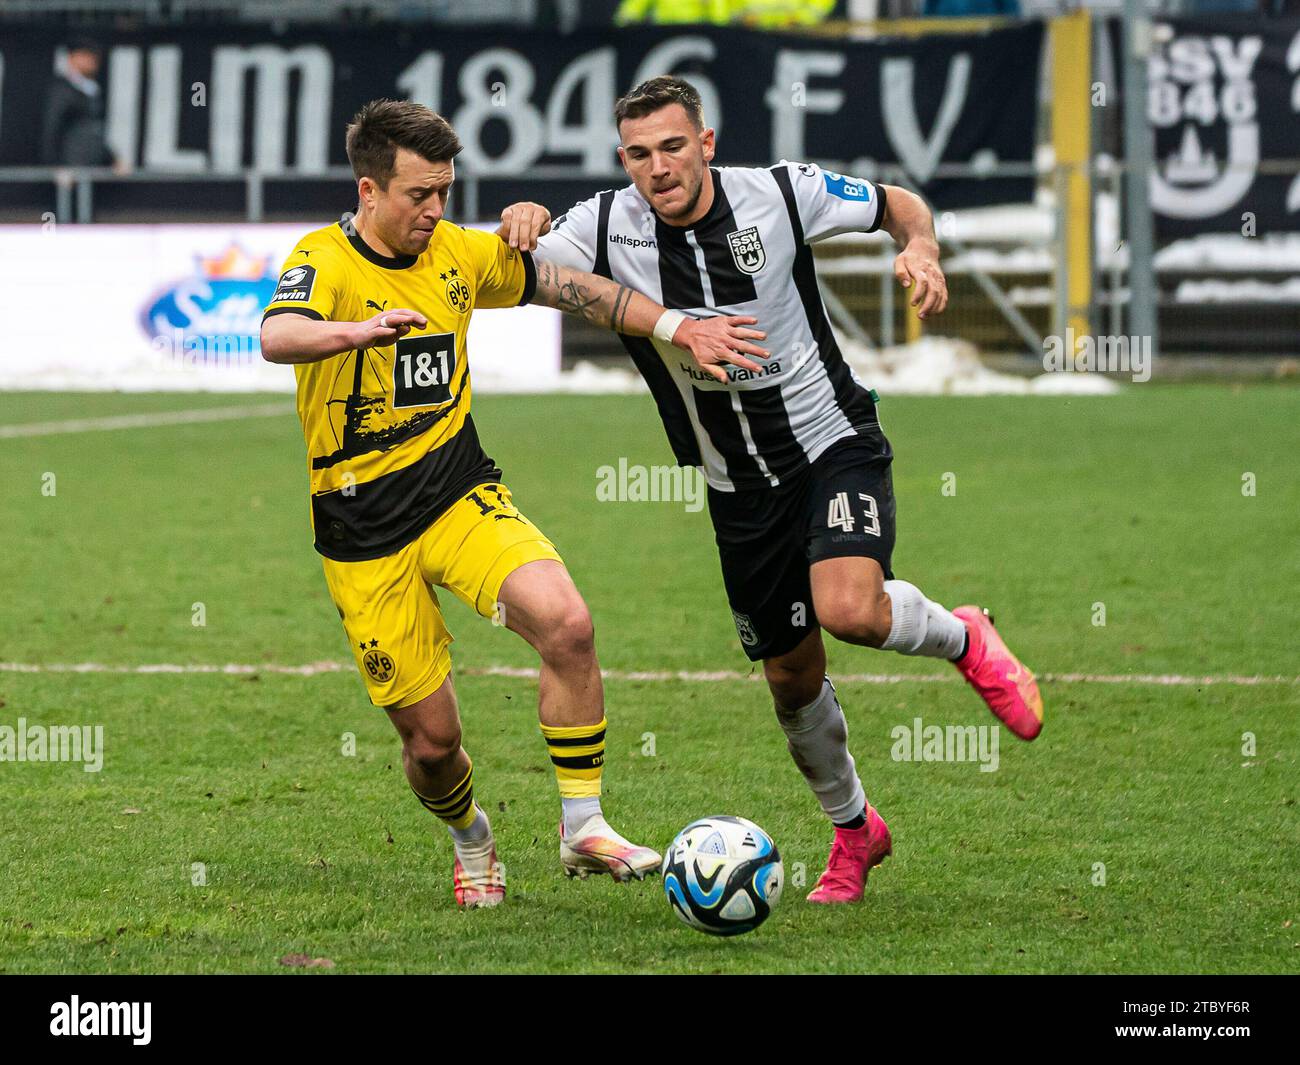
366, 299, 388, 312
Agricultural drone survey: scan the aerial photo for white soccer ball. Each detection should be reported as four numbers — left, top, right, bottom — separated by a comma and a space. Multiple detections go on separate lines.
661, 815, 784, 936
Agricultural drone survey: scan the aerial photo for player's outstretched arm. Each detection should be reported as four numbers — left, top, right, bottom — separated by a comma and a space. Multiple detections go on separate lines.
497, 201, 551, 250
530, 259, 769, 384
260, 309, 428, 364
877, 184, 948, 320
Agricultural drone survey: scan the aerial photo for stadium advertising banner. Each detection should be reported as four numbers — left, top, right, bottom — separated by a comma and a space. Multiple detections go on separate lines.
1121, 17, 1300, 238
0, 23, 1043, 209
0, 224, 561, 392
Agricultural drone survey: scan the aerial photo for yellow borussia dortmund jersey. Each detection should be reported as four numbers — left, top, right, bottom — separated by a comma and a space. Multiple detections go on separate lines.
262, 219, 536, 561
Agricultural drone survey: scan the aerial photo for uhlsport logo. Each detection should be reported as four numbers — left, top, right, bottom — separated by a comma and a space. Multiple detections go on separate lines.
142, 242, 281, 363
609, 232, 656, 249
727, 226, 766, 274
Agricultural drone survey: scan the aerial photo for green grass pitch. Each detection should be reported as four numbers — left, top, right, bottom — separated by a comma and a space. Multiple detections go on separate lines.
0, 384, 1296, 973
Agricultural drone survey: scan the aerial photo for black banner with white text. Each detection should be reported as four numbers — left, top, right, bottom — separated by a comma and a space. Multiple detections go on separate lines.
1106, 16, 1300, 238
0, 22, 1043, 216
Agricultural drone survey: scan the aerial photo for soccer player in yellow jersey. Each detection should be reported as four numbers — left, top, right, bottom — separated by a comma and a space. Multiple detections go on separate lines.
261, 99, 767, 908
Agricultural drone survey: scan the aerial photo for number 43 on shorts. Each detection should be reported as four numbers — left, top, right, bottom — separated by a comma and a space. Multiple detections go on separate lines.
826, 491, 881, 536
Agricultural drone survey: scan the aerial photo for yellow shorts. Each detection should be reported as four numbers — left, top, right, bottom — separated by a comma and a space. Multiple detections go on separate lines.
320, 481, 563, 710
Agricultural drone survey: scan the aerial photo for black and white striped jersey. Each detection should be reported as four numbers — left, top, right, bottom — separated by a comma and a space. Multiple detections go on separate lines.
534, 160, 887, 492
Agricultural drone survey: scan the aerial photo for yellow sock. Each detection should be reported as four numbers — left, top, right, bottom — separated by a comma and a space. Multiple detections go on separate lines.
412, 759, 477, 831
540, 717, 605, 799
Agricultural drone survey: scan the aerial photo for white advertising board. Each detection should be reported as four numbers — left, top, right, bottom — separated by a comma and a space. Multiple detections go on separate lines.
0, 223, 561, 393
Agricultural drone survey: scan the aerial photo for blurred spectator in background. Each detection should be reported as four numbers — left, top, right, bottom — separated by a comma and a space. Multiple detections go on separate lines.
615, 0, 838, 26
41, 37, 123, 169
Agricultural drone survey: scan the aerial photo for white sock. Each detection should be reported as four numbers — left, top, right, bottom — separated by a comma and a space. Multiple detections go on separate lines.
775, 677, 867, 824
448, 804, 491, 845
881, 579, 967, 660
562, 796, 603, 837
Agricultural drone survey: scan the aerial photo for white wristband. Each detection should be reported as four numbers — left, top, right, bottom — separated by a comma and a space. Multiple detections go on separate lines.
653, 309, 689, 346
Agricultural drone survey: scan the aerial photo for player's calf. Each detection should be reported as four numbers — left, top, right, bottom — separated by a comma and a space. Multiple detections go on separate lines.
411, 759, 504, 909
877, 579, 967, 660
389, 682, 504, 907
388, 683, 466, 795
815, 586, 893, 648
812, 559, 966, 660
773, 675, 868, 828
764, 635, 880, 877
762, 628, 828, 709
496, 559, 661, 880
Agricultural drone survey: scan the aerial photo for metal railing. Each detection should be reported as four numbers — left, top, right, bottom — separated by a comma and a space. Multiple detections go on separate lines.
0, 163, 625, 223
4, 158, 1297, 358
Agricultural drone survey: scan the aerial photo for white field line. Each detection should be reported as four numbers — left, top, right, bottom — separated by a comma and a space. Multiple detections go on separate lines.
0, 403, 296, 439
0, 661, 1295, 686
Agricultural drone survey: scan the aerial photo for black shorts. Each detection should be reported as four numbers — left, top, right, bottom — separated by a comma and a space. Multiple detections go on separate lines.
708, 430, 897, 662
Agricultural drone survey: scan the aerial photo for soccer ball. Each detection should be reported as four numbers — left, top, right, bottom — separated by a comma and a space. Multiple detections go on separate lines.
661, 815, 784, 936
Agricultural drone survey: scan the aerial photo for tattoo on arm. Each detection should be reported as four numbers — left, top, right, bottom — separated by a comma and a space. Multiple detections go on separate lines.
612, 285, 633, 333
534, 260, 635, 332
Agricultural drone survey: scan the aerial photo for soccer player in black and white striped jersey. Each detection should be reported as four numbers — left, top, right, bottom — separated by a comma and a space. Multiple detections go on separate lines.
507, 76, 1044, 905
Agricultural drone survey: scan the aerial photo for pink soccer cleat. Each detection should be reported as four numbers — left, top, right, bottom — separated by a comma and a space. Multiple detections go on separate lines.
806, 805, 892, 905
952, 606, 1043, 741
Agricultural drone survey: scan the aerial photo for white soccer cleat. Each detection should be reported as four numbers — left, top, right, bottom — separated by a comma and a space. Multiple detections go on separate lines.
452, 807, 506, 909
560, 815, 662, 882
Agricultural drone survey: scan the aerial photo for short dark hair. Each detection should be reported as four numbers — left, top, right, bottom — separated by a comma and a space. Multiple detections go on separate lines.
614, 76, 704, 132
345, 99, 463, 189
66, 36, 103, 57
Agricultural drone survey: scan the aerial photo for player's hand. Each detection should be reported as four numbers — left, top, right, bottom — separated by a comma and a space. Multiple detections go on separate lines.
894, 239, 948, 319
352, 308, 427, 347
672, 315, 769, 384
497, 202, 552, 252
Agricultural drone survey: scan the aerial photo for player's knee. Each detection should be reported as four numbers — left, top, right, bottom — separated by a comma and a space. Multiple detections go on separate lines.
764, 659, 823, 711
403, 723, 462, 778
818, 592, 891, 648
537, 601, 595, 665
